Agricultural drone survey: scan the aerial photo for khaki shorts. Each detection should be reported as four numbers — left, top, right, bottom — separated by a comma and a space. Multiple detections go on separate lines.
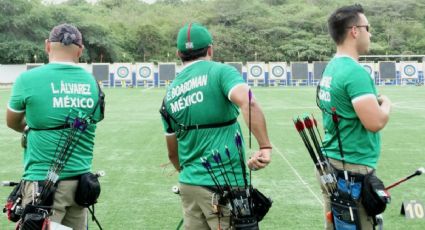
179, 183, 231, 230
22, 180, 87, 230
316, 158, 375, 230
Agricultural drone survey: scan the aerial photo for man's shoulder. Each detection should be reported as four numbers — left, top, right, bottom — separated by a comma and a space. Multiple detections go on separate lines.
15, 64, 50, 84
330, 57, 368, 79
336, 57, 364, 71
215, 61, 238, 71
198, 61, 234, 70
20, 64, 49, 76
20, 63, 84, 76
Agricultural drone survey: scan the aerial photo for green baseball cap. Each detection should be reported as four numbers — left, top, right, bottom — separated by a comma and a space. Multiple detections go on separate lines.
177, 23, 213, 52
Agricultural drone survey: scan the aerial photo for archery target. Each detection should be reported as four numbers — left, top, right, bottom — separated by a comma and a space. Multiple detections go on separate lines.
360, 62, 375, 79
158, 63, 176, 81
313, 62, 328, 80
291, 62, 308, 80
379, 62, 396, 80
136, 63, 154, 80
268, 62, 287, 80
247, 62, 265, 80
114, 63, 132, 80
92, 64, 110, 82
400, 62, 420, 79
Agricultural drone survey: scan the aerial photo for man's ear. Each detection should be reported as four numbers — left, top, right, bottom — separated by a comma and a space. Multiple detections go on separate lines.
77, 45, 84, 58
349, 27, 359, 39
45, 39, 50, 54
207, 46, 213, 57
176, 50, 182, 58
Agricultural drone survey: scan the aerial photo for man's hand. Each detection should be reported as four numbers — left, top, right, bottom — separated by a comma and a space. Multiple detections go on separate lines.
247, 149, 271, 171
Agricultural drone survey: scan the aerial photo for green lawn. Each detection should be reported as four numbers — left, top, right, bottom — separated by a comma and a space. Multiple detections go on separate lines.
1, 86, 424, 229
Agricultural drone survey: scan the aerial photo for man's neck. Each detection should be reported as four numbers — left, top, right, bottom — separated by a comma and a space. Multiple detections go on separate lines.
49, 58, 77, 63
336, 45, 359, 61
182, 56, 209, 66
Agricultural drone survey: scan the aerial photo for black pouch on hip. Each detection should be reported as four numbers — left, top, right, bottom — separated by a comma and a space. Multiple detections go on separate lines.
251, 188, 272, 222
19, 204, 51, 230
330, 193, 361, 230
361, 173, 390, 216
75, 173, 101, 207
232, 216, 259, 230
3, 180, 24, 222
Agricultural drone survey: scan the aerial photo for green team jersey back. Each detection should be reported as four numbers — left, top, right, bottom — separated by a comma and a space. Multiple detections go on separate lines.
318, 56, 380, 169
8, 63, 102, 180
162, 60, 247, 186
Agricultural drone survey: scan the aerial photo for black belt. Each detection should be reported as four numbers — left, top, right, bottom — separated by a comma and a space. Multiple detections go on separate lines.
29, 124, 72, 131
181, 118, 237, 131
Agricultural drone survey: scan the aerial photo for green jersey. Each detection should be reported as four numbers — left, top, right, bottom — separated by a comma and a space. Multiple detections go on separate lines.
8, 62, 102, 180
318, 56, 380, 168
161, 60, 247, 186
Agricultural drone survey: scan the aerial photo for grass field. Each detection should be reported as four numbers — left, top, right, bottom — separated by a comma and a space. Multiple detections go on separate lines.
1, 86, 424, 230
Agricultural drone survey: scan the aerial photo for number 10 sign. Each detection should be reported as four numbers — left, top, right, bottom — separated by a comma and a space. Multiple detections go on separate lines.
401, 200, 425, 219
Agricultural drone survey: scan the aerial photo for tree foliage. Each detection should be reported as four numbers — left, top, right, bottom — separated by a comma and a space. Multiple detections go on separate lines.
0, 0, 425, 64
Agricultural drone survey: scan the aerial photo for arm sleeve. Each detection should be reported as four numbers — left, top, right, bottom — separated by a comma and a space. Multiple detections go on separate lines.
219, 64, 246, 99
8, 75, 26, 113
345, 68, 377, 100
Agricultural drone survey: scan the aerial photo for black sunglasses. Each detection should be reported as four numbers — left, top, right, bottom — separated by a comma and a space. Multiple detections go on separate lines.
347, 25, 370, 32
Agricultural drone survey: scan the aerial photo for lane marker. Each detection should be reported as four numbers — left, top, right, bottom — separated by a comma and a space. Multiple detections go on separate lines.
272, 142, 324, 206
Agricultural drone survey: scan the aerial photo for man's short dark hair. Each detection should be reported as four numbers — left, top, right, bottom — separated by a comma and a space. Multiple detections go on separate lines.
328, 4, 364, 44
49, 23, 83, 48
178, 47, 209, 62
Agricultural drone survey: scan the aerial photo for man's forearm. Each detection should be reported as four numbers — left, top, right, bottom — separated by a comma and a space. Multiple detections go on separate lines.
6, 110, 26, 133
9, 121, 26, 133
168, 153, 180, 172
165, 135, 180, 171
240, 101, 271, 148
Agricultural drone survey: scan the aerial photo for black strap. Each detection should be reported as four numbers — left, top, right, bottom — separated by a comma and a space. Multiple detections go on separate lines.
159, 99, 176, 133
331, 109, 346, 163
181, 118, 237, 131
316, 79, 358, 121
88, 205, 103, 230
159, 98, 237, 133
316, 78, 349, 174
30, 124, 71, 131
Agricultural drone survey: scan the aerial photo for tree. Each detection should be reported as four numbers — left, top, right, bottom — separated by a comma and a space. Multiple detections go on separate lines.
1, 0, 425, 63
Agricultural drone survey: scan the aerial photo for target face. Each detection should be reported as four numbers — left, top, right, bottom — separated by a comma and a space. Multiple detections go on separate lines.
250, 65, 263, 78
117, 66, 129, 78
404, 65, 416, 77
363, 65, 373, 75
139, 66, 151, 79
272, 66, 285, 78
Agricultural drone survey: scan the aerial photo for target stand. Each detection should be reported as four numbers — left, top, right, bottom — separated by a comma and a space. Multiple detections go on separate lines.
158, 63, 176, 87
268, 62, 287, 86
290, 62, 308, 86
247, 62, 265, 87
136, 63, 155, 87
399, 62, 421, 86
113, 63, 132, 88
378, 61, 396, 85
